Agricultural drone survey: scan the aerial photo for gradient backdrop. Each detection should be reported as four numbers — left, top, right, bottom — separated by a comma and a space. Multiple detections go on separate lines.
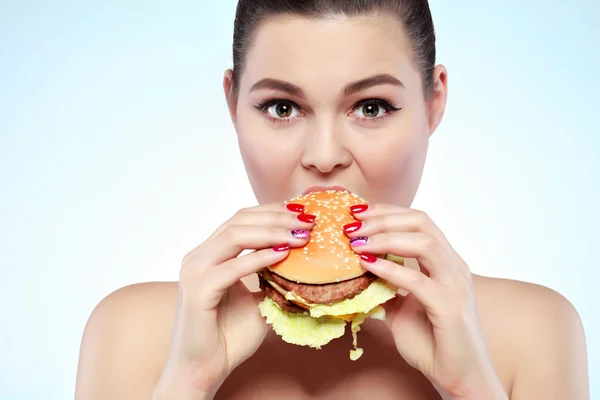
1, 1, 598, 398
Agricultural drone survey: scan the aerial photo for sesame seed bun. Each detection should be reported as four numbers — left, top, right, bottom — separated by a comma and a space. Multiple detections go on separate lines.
268, 190, 368, 284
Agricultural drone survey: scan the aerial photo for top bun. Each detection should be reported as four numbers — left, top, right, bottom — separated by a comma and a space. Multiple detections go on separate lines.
268, 190, 368, 284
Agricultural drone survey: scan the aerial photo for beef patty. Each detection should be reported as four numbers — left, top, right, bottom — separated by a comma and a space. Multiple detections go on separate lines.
258, 275, 306, 313
267, 270, 376, 306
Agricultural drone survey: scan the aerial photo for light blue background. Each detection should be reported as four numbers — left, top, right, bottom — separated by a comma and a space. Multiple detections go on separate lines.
1, 1, 598, 398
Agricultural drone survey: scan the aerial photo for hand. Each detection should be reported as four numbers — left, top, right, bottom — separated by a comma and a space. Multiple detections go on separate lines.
344, 204, 507, 400
155, 202, 314, 398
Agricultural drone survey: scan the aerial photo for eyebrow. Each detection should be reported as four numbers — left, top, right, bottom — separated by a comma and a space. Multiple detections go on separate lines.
249, 74, 405, 98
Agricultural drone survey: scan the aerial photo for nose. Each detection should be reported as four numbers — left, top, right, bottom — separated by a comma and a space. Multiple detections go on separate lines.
301, 120, 352, 174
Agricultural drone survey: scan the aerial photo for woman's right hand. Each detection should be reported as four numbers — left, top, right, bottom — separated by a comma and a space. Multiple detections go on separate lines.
153, 202, 314, 399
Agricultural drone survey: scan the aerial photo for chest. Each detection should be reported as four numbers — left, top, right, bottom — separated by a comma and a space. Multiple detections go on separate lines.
215, 321, 442, 400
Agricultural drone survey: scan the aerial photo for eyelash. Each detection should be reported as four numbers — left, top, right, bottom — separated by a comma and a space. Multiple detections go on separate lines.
254, 98, 402, 124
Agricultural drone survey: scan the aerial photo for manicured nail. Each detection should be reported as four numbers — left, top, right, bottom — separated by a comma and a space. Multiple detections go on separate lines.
273, 243, 290, 252
297, 214, 316, 223
286, 203, 305, 213
343, 221, 362, 234
360, 253, 377, 263
350, 204, 368, 214
291, 229, 310, 239
350, 236, 368, 247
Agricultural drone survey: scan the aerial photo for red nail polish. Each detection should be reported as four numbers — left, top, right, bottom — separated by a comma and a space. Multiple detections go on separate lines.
343, 221, 362, 234
360, 253, 377, 263
273, 243, 290, 252
350, 204, 368, 214
286, 203, 305, 213
297, 214, 316, 223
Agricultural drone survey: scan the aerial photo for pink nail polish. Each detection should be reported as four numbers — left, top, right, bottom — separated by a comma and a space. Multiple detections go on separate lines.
291, 229, 310, 239
350, 236, 368, 247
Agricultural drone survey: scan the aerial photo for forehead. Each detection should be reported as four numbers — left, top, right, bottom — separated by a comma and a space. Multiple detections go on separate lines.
241, 14, 417, 92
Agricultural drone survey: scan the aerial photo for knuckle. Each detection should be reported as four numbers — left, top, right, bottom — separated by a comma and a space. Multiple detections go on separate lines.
378, 215, 392, 231
180, 244, 205, 270
409, 269, 429, 287
222, 224, 242, 242
418, 233, 436, 252
270, 226, 289, 239
280, 211, 296, 227
233, 207, 251, 219
178, 260, 205, 287
413, 210, 431, 229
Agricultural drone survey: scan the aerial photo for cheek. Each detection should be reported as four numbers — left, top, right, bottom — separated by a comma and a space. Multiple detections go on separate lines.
355, 114, 429, 204
236, 110, 300, 202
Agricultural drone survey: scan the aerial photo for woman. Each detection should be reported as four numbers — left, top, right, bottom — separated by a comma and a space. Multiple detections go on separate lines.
75, 0, 589, 399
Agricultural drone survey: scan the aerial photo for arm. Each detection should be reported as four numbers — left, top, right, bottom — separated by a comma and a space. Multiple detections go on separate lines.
510, 285, 589, 399
75, 282, 206, 399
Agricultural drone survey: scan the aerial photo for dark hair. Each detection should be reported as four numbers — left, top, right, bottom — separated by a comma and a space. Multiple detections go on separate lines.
231, 0, 436, 98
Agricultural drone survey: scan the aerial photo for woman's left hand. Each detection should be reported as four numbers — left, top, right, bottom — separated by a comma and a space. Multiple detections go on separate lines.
344, 203, 508, 400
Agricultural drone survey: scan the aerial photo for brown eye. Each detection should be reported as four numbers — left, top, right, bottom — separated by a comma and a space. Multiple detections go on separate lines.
266, 101, 299, 119
361, 104, 380, 118
276, 102, 292, 118
351, 99, 401, 120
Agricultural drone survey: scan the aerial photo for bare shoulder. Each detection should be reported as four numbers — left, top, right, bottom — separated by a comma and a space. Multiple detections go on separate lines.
472, 274, 589, 399
472, 274, 581, 321
75, 281, 180, 399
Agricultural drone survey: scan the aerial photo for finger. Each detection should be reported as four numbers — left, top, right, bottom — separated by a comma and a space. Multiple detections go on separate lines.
358, 255, 443, 313
206, 202, 304, 241
348, 203, 411, 219
204, 224, 309, 266
206, 210, 315, 246
344, 209, 451, 253
344, 209, 468, 277
229, 211, 315, 229
206, 247, 290, 295
351, 232, 455, 283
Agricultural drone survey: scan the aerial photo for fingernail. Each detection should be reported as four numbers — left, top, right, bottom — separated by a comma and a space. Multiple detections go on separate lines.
343, 221, 362, 234
350, 204, 368, 214
297, 214, 316, 223
286, 203, 305, 213
350, 236, 368, 247
360, 253, 377, 263
291, 229, 310, 239
273, 243, 290, 252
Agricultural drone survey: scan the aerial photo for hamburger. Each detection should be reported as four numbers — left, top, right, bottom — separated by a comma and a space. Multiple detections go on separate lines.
257, 189, 403, 360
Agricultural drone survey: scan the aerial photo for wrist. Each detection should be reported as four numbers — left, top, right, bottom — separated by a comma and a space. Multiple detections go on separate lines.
153, 362, 225, 400
435, 365, 508, 400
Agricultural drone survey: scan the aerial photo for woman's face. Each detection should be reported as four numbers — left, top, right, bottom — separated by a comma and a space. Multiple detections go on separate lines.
224, 14, 447, 206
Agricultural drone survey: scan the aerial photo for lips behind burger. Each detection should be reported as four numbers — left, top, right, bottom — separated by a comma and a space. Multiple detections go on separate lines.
256, 190, 402, 360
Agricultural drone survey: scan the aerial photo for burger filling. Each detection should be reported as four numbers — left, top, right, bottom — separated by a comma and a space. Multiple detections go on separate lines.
258, 275, 306, 313
260, 269, 377, 310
